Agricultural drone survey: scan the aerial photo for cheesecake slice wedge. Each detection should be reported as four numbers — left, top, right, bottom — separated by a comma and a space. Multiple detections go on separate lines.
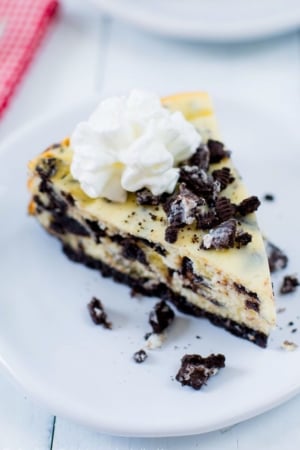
27, 92, 275, 347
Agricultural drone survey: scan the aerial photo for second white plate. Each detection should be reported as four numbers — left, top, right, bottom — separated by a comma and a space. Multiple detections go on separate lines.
91, 0, 300, 41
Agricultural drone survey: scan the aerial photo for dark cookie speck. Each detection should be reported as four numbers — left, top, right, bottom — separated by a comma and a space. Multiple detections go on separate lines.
263, 193, 275, 201
149, 300, 175, 333
133, 349, 148, 363
265, 240, 288, 273
179, 166, 218, 203
175, 353, 225, 390
87, 297, 112, 329
280, 275, 300, 295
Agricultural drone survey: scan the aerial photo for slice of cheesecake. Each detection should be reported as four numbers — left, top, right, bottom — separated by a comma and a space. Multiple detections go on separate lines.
27, 92, 275, 347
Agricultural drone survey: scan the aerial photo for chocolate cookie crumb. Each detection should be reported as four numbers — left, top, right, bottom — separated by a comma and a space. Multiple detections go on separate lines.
87, 297, 112, 329
277, 307, 286, 314
263, 193, 275, 201
235, 231, 252, 248
136, 188, 161, 206
237, 196, 261, 216
212, 167, 235, 190
149, 300, 175, 333
187, 144, 210, 170
265, 240, 288, 273
175, 353, 225, 390
207, 140, 230, 163
280, 275, 300, 294
215, 197, 236, 222
133, 349, 148, 363
201, 219, 237, 250
196, 211, 218, 230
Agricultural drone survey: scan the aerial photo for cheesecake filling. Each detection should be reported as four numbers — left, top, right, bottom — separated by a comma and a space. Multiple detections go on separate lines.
30, 178, 272, 341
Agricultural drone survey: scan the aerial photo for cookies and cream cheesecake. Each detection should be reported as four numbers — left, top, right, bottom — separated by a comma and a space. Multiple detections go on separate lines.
27, 90, 276, 347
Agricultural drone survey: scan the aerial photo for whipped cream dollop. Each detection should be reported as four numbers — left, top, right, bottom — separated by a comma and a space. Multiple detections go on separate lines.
71, 90, 201, 202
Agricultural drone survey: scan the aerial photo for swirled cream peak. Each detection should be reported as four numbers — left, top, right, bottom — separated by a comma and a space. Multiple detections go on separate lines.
70, 90, 201, 202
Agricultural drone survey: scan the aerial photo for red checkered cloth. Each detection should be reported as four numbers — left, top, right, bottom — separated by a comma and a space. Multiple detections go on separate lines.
0, 0, 59, 117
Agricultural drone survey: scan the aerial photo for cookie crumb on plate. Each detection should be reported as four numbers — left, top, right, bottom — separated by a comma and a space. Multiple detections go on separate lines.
87, 297, 112, 329
176, 353, 225, 390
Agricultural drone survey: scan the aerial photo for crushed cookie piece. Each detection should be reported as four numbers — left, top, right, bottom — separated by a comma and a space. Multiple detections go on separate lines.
165, 183, 203, 229
133, 349, 148, 363
196, 210, 218, 230
237, 196, 260, 216
281, 340, 298, 351
149, 213, 157, 221
149, 300, 175, 334
87, 297, 112, 329
215, 197, 236, 222
187, 144, 210, 171
212, 167, 235, 190
292, 329, 297, 334
136, 188, 161, 205
207, 140, 230, 163
201, 219, 237, 250
175, 353, 225, 390
265, 240, 288, 273
235, 231, 252, 248
179, 166, 218, 203
263, 193, 275, 201
280, 275, 300, 295
277, 307, 286, 314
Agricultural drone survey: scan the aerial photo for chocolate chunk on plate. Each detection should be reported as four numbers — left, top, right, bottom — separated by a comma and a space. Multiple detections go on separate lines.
176, 353, 225, 390
133, 349, 148, 363
280, 275, 300, 295
265, 240, 288, 273
87, 297, 112, 329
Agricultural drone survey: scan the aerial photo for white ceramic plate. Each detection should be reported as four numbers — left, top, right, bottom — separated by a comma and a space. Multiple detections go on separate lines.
90, 0, 300, 41
0, 96, 300, 437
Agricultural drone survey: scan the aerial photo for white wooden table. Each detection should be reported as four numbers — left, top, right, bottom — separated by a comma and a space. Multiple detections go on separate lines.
1, 1, 300, 448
